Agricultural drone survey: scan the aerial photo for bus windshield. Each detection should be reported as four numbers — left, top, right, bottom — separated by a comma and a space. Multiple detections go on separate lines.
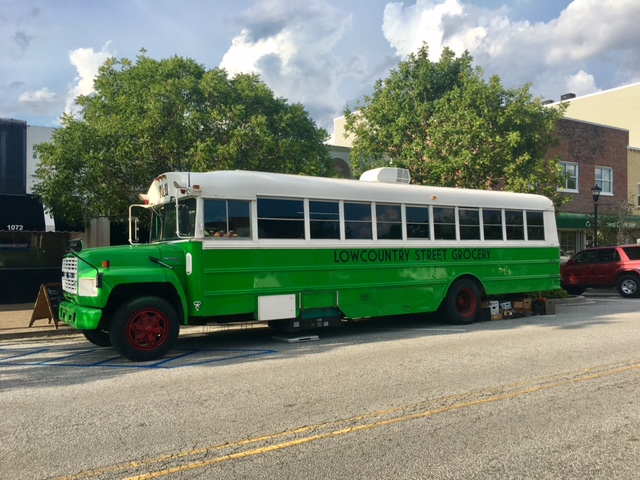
149, 198, 197, 242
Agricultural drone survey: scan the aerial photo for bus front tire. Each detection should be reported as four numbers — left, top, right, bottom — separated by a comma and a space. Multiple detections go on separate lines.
443, 279, 480, 325
109, 296, 179, 362
82, 329, 112, 347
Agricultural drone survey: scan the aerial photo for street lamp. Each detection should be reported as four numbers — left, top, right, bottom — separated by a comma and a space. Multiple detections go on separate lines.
591, 184, 602, 247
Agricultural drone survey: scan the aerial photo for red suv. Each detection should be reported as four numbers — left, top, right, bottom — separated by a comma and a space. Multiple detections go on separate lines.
560, 245, 640, 298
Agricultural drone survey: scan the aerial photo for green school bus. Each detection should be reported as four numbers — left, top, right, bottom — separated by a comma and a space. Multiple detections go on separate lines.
59, 168, 560, 361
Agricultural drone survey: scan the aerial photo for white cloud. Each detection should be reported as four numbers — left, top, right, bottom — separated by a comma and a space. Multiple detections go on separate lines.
221, 29, 295, 77
382, 0, 467, 60
380, 0, 640, 101
219, 0, 354, 130
564, 70, 600, 97
65, 42, 114, 118
18, 87, 58, 105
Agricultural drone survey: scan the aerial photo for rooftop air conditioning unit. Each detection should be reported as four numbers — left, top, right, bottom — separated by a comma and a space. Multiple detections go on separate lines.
359, 167, 411, 184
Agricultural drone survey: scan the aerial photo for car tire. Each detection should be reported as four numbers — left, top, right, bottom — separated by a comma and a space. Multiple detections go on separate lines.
617, 275, 640, 298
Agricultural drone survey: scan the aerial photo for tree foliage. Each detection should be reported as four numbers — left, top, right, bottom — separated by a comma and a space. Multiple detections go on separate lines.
34, 52, 331, 224
344, 44, 567, 204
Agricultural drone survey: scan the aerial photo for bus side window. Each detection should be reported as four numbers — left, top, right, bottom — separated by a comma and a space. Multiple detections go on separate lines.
526, 211, 545, 241
376, 204, 402, 240
258, 198, 304, 239
505, 210, 525, 240
205, 199, 252, 238
406, 206, 430, 239
227, 200, 251, 238
344, 202, 373, 240
310, 200, 340, 239
433, 207, 456, 240
459, 207, 480, 240
204, 199, 227, 237
482, 209, 503, 240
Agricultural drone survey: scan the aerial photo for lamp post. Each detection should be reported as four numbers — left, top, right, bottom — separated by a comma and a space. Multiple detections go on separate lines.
591, 184, 602, 247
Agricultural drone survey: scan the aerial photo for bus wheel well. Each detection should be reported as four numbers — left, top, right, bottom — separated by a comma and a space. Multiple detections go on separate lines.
101, 283, 184, 329
450, 275, 485, 296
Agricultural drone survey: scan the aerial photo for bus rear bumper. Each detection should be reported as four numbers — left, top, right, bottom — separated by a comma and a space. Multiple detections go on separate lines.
59, 301, 103, 330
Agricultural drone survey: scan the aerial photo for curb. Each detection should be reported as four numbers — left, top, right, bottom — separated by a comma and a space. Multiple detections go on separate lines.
0, 294, 600, 342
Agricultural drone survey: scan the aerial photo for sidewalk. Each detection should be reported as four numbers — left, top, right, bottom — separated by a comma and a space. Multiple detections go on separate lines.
0, 303, 253, 341
0, 294, 597, 342
0, 303, 78, 340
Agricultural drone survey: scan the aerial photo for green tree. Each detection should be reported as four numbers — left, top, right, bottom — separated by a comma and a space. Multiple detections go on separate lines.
34, 52, 331, 225
344, 44, 567, 204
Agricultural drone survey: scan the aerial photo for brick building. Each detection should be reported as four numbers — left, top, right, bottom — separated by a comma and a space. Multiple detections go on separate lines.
552, 118, 638, 256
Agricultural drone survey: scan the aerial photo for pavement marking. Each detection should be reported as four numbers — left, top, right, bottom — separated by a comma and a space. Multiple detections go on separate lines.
53, 358, 640, 480
0, 346, 277, 369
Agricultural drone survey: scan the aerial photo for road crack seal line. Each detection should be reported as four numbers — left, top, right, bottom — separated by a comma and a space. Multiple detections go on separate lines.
54, 359, 640, 480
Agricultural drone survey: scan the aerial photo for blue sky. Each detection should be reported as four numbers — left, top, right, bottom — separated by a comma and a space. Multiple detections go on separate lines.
2, 0, 639, 133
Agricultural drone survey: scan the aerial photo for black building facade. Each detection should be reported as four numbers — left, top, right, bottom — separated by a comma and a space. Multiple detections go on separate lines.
0, 119, 82, 304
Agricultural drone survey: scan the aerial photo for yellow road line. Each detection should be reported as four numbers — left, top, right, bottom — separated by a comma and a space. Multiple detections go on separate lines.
56, 360, 640, 480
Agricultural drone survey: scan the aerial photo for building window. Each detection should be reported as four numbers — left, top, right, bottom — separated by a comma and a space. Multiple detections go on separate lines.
560, 162, 578, 191
595, 166, 613, 194
559, 230, 577, 260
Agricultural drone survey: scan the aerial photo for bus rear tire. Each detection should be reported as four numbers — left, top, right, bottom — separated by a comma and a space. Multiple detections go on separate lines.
82, 329, 112, 347
443, 278, 480, 325
109, 296, 179, 362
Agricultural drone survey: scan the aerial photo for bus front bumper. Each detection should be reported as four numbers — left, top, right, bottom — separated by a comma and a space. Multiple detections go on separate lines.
59, 301, 103, 330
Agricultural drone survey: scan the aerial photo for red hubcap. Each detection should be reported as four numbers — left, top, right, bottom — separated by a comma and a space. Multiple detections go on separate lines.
126, 308, 169, 351
456, 288, 477, 318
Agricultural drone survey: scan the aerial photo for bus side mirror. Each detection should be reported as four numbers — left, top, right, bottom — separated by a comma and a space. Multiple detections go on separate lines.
66, 238, 83, 253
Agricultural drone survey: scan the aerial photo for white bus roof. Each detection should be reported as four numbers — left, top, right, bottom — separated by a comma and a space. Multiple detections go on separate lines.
144, 169, 554, 211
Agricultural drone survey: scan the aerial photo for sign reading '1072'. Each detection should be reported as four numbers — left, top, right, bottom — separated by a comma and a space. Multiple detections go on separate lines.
333, 248, 492, 264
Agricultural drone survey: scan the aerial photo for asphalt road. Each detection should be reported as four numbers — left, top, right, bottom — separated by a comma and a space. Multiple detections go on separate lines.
1, 292, 639, 479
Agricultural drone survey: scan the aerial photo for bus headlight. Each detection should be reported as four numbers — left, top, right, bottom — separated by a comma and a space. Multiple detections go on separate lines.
78, 277, 99, 297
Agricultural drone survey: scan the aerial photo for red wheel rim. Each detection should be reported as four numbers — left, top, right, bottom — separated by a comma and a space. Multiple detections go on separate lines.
125, 308, 170, 351
455, 287, 477, 318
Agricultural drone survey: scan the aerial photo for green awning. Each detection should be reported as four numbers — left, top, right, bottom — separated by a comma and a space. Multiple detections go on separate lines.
557, 213, 640, 230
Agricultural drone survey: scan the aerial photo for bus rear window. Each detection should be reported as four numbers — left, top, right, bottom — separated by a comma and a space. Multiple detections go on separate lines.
526, 211, 545, 241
